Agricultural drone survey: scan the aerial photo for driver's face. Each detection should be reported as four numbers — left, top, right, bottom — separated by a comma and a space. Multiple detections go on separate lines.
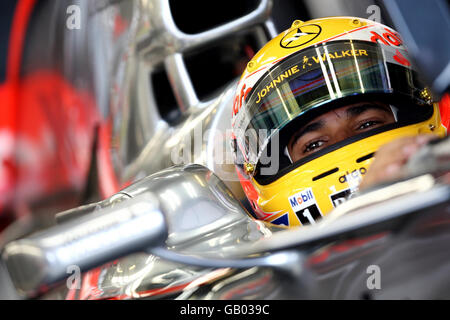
287, 101, 396, 163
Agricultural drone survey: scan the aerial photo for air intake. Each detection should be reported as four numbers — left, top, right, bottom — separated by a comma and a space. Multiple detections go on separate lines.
312, 167, 339, 181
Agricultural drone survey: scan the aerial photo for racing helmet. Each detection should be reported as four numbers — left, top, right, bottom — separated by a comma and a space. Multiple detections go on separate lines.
231, 17, 446, 227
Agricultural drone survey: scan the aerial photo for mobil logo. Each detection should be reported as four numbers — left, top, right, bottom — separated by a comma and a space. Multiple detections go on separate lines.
289, 188, 315, 210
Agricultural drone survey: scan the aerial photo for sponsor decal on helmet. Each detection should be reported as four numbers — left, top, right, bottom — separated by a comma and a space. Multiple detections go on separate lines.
271, 213, 289, 226
309, 49, 368, 64
232, 83, 252, 117
255, 65, 300, 103
338, 167, 367, 183
393, 49, 410, 66
368, 27, 410, 66
288, 188, 323, 225
330, 188, 352, 208
369, 28, 402, 47
254, 48, 370, 105
280, 24, 322, 49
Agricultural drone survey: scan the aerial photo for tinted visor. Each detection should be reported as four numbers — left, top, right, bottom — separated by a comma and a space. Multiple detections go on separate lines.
234, 40, 431, 173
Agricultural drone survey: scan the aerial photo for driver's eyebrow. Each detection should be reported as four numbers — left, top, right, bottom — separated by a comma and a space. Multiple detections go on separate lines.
346, 103, 392, 118
291, 120, 324, 147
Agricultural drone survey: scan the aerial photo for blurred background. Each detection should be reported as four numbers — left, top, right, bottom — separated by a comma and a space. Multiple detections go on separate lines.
0, 0, 448, 301
0, 0, 447, 245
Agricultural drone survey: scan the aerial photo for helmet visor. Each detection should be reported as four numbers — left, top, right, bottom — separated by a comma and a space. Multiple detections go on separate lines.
233, 40, 429, 170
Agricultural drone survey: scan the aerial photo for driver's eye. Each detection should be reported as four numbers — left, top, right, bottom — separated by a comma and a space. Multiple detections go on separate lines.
357, 120, 383, 131
304, 140, 326, 153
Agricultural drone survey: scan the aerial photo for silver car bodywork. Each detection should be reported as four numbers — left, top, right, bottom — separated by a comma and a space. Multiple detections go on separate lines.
1, 0, 450, 300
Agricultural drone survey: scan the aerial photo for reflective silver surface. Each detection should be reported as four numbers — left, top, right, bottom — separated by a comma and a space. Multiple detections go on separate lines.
2, 0, 450, 301
118, 164, 280, 250
31, 165, 450, 300
3, 164, 287, 298
96, 0, 277, 196
3, 0, 282, 299
2, 193, 167, 296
